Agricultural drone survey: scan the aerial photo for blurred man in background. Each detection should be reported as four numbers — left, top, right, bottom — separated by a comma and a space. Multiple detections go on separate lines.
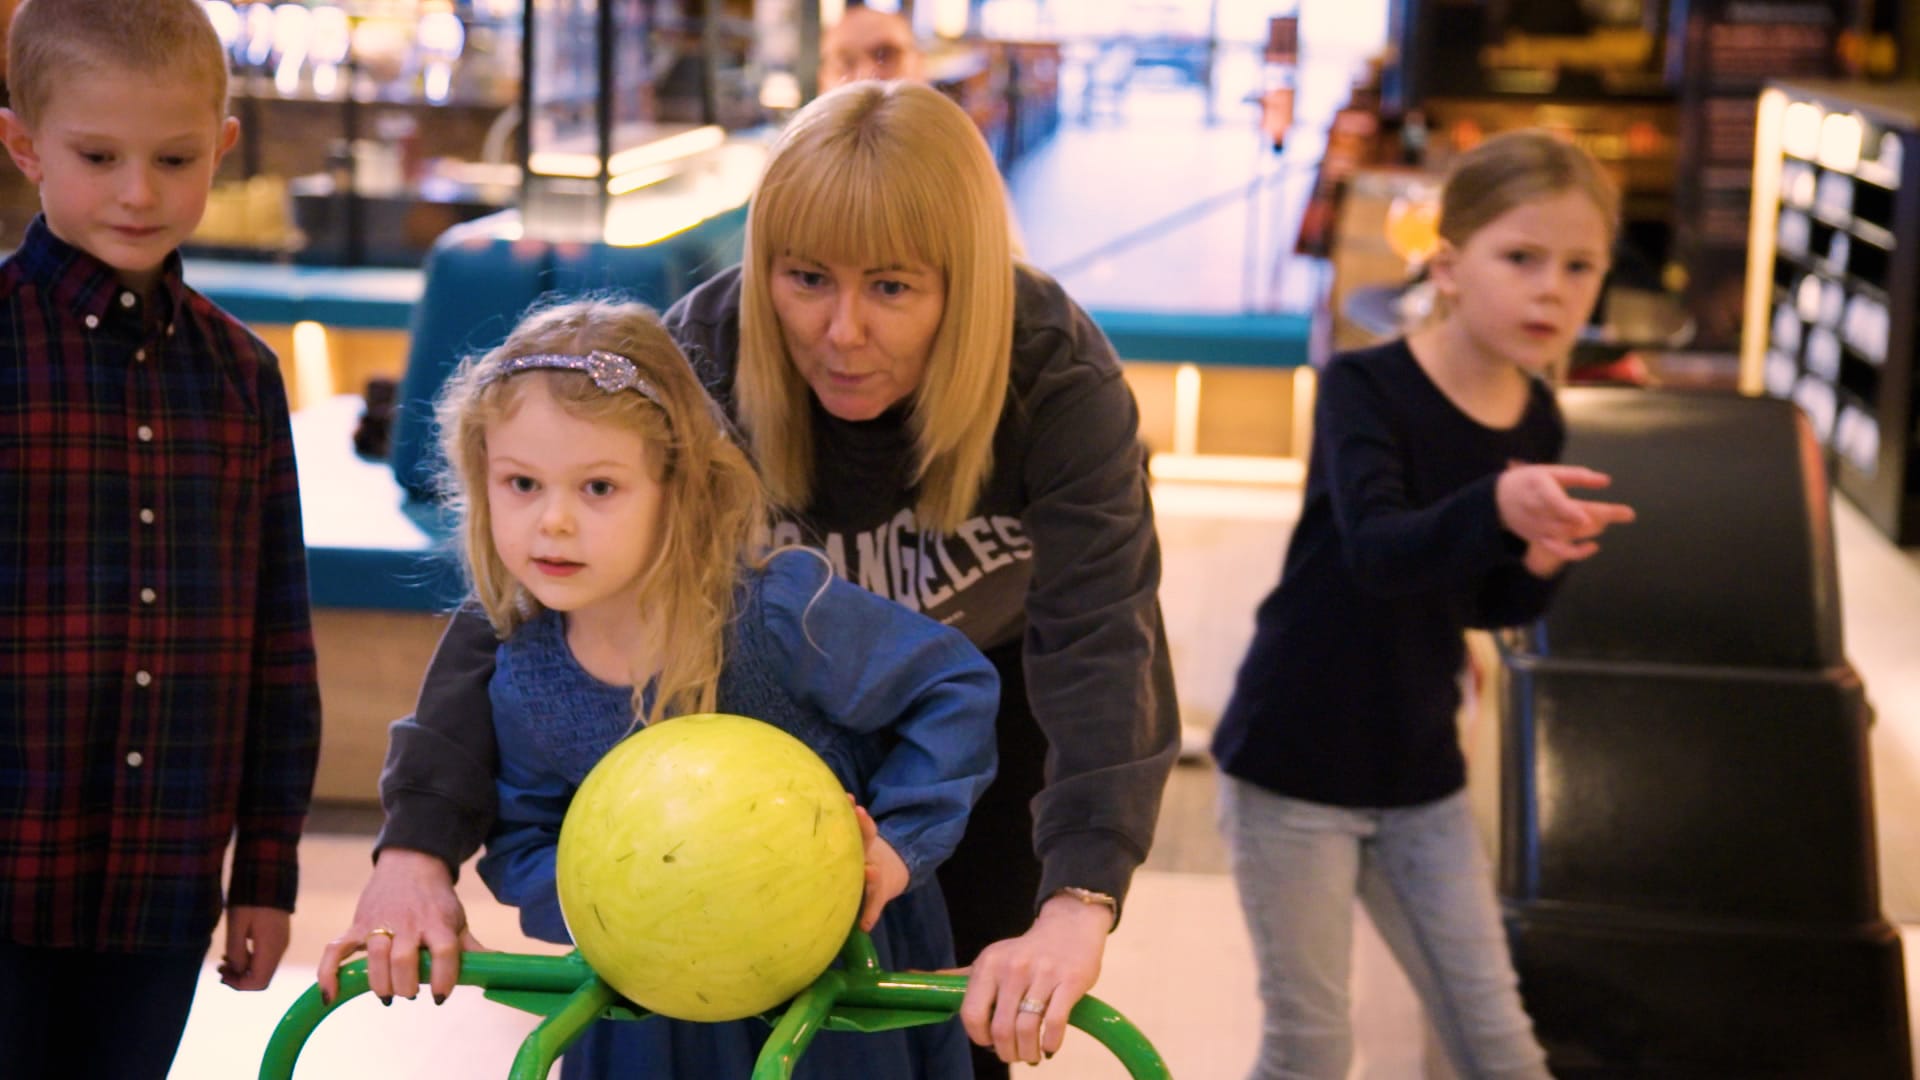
820, 4, 925, 90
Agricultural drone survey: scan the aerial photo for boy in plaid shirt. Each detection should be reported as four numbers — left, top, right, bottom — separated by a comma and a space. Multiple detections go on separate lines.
0, 1, 321, 1076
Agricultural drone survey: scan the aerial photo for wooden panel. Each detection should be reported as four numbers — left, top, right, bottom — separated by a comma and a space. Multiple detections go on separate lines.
1194, 368, 1298, 458
1121, 365, 1179, 455
253, 325, 298, 390
1124, 363, 1306, 459
255, 325, 409, 412
312, 608, 450, 804
328, 327, 412, 397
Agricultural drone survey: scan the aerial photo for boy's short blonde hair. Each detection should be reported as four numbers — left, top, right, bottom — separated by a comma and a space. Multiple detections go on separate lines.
6, 0, 230, 126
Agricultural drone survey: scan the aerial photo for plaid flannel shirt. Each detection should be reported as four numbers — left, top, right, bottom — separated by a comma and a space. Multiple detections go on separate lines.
0, 216, 320, 953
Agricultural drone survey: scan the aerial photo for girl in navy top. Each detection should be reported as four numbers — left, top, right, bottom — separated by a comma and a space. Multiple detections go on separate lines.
402, 296, 996, 1079
1211, 131, 1637, 1079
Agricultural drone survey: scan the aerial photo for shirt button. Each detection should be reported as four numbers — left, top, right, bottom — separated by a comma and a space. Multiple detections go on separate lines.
140, 587, 156, 604
137, 425, 154, 442
126, 751, 144, 768
120, 291, 137, 308
135, 670, 152, 687
84, 314, 99, 329
139, 508, 155, 525
135, 349, 147, 363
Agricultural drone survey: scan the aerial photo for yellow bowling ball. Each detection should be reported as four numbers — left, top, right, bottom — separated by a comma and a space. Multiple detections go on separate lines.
555, 713, 865, 1022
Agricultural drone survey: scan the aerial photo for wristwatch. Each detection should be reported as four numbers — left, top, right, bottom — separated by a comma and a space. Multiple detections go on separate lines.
1053, 886, 1118, 927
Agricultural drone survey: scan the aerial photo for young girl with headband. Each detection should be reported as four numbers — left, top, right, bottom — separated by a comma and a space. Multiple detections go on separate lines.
403, 296, 998, 1078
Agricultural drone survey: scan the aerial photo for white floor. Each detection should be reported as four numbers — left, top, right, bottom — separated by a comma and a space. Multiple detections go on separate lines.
171, 483, 1920, 1079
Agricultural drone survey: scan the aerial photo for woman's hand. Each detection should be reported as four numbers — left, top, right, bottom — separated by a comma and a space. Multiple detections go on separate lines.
315, 848, 486, 1006
955, 894, 1111, 1065
852, 802, 909, 932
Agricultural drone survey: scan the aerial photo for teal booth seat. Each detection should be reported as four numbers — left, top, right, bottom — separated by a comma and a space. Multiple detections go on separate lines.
382, 231, 1308, 513
288, 392, 465, 613
276, 207, 747, 612
182, 260, 423, 331
262, 210, 1307, 613
387, 206, 750, 504
1086, 308, 1311, 368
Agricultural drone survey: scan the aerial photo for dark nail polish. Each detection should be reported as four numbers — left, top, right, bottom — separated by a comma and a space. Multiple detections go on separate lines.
433, 993, 447, 1006
379, 995, 393, 1006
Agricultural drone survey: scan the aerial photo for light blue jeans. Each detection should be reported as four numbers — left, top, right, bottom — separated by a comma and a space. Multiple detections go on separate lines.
1219, 777, 1551, 1080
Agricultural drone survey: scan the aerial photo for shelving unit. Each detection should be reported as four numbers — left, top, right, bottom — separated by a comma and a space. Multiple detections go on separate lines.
1742, 79, 1920, 546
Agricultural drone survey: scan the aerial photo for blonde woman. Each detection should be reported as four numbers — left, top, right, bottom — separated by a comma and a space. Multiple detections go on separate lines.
326, 82, 1179, 1075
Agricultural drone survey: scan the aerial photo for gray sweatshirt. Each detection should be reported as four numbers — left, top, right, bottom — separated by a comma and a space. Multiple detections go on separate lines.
377, 262, 1179, 911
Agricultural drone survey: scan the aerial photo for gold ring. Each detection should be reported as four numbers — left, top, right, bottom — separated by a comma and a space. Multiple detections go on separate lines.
368, 926, 396, 940
1017, 997, 1046, 1015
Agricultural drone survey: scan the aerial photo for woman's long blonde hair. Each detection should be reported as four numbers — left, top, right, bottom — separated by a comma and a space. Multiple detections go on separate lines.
436, 297, 769, 725
737, 80, 1015, 533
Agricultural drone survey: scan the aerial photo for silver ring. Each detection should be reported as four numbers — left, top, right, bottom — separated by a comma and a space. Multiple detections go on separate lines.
1018, 997, 1047, 1015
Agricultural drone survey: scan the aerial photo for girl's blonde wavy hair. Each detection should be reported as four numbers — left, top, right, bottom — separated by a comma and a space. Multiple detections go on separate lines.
737, 80, 1015, 533
436, 297, 769, 726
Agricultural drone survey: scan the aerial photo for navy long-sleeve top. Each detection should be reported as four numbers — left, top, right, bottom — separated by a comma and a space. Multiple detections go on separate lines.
1211, 338, 1564, 808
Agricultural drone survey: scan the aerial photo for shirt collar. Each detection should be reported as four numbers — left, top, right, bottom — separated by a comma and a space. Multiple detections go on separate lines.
11, 215, 190, 328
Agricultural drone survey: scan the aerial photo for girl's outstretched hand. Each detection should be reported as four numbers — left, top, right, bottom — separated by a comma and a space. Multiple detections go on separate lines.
1523, 537, 1595, 578
1497, 463, 1636, 552
851, 800, 909, 932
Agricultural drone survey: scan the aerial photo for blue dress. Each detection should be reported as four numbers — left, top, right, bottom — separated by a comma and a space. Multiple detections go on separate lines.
476, 549, 999, 1080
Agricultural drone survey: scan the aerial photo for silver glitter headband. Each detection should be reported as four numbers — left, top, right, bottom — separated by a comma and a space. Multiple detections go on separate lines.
489, 350, 664, 405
